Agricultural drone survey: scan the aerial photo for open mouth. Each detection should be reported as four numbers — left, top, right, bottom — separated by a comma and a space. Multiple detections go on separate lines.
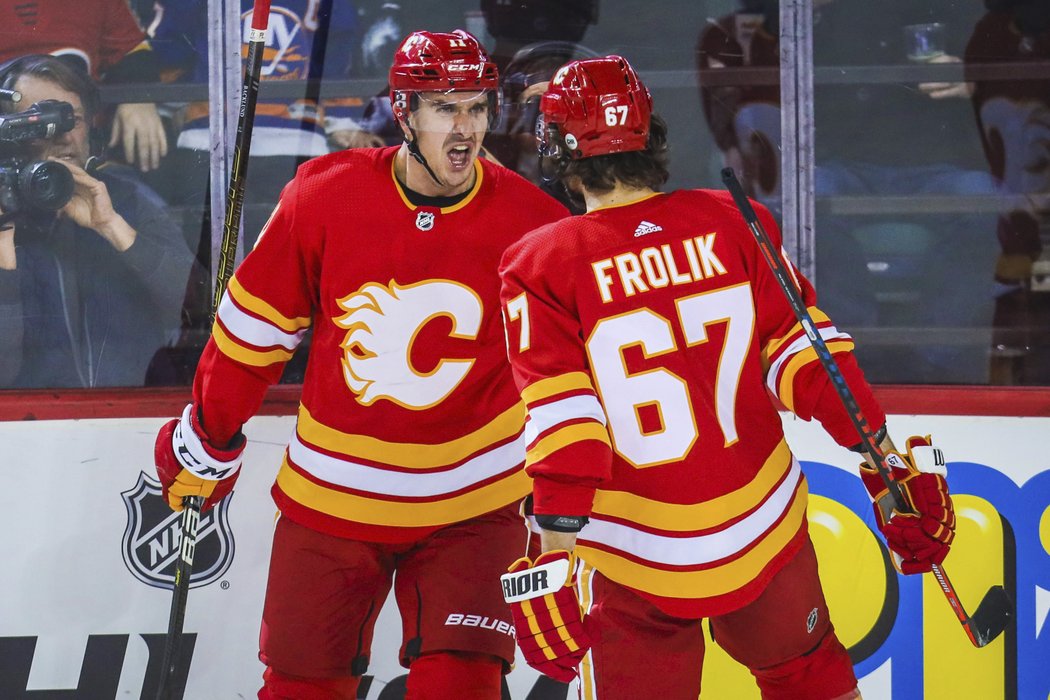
447, 142, 473, 170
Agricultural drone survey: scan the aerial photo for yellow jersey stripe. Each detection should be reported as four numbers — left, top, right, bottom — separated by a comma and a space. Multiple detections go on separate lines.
441, 161, 483, 213
777, 339, 855, 411
763, 307, 832, 361
275, 459, 530, 527
522, 372, 595, 405
390, 159, 483, 213
227, 276, 311, 333
212, 322, 295, 367
297, 402, 526, 469
577, 479, 808, 598
526, 422, 611, 465
588, 191, 664, 213
591, 439, 791, 531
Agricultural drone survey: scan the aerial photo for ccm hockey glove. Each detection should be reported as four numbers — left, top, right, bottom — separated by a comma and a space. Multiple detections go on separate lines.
501, 550, 591, 683
860, 435, 956, 574
155, 403, 244, 512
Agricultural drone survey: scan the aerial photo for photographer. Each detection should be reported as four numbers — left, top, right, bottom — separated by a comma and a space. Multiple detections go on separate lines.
0, 55, 196, 388
0, 0, 169, 172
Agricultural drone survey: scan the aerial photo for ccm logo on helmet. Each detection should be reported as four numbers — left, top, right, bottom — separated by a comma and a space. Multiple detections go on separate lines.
448, 63, 482, 72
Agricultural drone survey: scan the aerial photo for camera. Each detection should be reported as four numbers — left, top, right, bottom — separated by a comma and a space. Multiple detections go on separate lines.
0, 97, 76, 215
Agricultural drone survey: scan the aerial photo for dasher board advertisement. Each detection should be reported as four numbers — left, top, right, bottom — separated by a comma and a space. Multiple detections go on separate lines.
0, 413, 1045, 699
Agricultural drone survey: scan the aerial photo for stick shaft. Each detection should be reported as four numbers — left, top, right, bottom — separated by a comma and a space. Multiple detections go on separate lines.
158, 5, 272, 696
719, 168, 983, 639
155, 496, 204, 700
212, 0, 272, 316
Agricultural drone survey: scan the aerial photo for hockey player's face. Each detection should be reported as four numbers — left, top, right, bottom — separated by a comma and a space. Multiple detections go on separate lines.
15, 75, 91, 166
409, 90, 490, 194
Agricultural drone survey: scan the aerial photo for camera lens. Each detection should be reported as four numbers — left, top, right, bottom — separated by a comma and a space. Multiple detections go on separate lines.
18, 160, 74, 210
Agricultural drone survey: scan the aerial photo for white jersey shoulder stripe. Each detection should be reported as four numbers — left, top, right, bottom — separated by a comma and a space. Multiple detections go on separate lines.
765, 326, 850, 396
217, 292, 309, 351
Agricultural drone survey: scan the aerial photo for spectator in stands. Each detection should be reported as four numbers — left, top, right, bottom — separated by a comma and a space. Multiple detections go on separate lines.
0, 55, 197, 388
0, 0, 168, 172
696, 0, 781, 216
698, 0, 999, 384
150, 0, 380, 253
965, 0, 1050, 383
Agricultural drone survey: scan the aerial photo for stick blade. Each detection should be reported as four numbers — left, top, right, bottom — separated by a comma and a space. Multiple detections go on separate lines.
969, 585, 1013, 647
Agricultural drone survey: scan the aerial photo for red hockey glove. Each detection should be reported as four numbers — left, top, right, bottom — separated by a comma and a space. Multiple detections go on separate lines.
860, 435, 955, 575
155, 403, 244, 512
501, 550, 592, 683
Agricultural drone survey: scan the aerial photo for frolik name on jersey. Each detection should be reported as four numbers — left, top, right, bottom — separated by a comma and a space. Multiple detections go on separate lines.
591, 232, 727, 303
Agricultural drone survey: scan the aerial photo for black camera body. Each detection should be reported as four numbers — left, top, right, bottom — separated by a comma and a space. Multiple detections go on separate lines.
0, 98, 76, 215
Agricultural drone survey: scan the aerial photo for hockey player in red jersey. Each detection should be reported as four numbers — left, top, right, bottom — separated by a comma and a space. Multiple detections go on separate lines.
498, 56, 957, 698
152, 29, 568, 699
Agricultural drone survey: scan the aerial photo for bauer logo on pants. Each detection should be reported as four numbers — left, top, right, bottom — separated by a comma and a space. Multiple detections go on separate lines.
120, 472, 235, 589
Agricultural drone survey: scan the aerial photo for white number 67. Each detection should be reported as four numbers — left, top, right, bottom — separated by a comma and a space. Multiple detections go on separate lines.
604, 105, 629, 126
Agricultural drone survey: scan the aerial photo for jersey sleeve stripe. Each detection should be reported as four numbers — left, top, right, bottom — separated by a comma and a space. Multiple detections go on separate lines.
774, 339, 856, 411
217, 290, 308, 351
526, 422, 612, 465
274, 456, 531, 527
575, 478, 807, 598
521, 372, 596, 405
523, 394, 607, 445
227, 275, 311, 333
212, 321, 295, 367
764, 326, 851, 395
591, 439, 792, 531
762, 307, 833, 360
296, 402, 526, 469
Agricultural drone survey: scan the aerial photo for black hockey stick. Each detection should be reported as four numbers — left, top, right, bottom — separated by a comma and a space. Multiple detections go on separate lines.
721, 168, 1013, 648
156, 4, 273, 698
155, 496, 203, 699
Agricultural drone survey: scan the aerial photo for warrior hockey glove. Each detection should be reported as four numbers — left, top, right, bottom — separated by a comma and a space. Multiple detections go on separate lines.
860, 435, 955, 575
501, 550, 591, 683
155, 403, 244, 512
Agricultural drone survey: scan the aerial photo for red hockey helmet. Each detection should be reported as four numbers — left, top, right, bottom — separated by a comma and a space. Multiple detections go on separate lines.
538, 55, 652, 159
389, 29, 500, 125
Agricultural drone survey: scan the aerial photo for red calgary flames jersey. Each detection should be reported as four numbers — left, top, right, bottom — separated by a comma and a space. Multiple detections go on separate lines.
194, 146, 568, 543
499, 189, 884, 618
0, 0, 150, 78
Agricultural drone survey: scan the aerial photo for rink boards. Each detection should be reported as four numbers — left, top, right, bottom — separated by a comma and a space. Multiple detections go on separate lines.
0, 410, 1047, 699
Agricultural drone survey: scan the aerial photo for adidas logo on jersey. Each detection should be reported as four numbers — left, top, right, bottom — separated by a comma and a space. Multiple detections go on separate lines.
634, 220, 663, 237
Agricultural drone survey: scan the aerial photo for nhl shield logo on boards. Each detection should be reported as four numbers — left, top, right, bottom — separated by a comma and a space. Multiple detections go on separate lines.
121, 472, 234, 589
416, 211, 436, 231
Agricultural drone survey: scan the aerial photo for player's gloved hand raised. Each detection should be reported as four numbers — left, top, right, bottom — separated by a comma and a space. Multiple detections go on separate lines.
501, 550, 592, 682
155, 403, 244, 512
860, 435, 955, 574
